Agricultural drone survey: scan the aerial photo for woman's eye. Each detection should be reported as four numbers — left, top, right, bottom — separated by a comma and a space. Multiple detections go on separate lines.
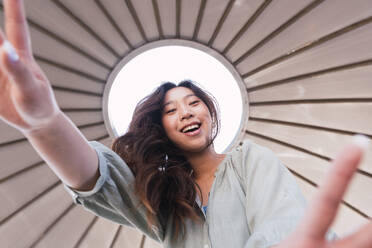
166, 109, 175, 114
190, 100, 200, 105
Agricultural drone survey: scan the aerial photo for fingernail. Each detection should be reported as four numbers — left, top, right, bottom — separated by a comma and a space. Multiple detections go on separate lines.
352, 134, 370, 152
2, 41, 19, 62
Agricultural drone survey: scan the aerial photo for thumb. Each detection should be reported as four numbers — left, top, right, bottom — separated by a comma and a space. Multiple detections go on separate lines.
1, 40, 35, 92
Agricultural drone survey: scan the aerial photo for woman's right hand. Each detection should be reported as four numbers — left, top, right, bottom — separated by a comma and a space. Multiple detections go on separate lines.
274, 135, 372, 248
0, 0, 61, 134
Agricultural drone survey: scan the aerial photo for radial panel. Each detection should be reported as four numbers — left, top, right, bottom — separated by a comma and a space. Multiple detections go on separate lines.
250, 103, 372, 135
112, 226, 145, 248
225, 0, 319, 61
0, 164, 59, 222
0, 0, 371, 247
210, 0, 268, 51
179, 0, 201, 38
68, 217, 118, 248
100, 0, 145, 47
0, 141, 43, 180
246, 120, 372, 174
33, 205, 95, 248
248, 64, 372, 101
0, 185, 73, 247
39, 60, 105, 94
57, 0, 130, 56
130, 0, 159, 41
54, 91, 102, 109
196, 0, 230, 43
237, 0, 372, 80
157, 0, 177, 38
0, 122, 24, 144
23, 0, 119, 66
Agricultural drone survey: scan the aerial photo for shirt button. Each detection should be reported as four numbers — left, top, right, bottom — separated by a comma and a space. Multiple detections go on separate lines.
151, 225, 158, 233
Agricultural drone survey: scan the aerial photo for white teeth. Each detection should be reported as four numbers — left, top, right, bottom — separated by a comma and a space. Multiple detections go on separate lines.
182, 124, 199, 133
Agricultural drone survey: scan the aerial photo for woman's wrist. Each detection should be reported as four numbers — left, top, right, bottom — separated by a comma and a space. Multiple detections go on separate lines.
22, 109, 64, 137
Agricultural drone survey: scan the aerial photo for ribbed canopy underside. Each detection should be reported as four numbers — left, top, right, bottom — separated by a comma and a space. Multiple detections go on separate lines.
0, 0, 371, 247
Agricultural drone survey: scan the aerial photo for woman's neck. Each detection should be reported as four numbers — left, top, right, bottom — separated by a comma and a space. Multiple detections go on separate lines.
185, 146, 226, 181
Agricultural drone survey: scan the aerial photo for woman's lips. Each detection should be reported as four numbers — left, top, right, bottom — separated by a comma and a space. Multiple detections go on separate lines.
183, 127, 201, 136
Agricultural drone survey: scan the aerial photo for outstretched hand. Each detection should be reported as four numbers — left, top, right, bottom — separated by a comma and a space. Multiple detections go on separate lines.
0, 0, 61, 133
274, 135, 371, 248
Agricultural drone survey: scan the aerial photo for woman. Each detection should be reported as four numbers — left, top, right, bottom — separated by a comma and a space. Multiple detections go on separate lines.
63, 79, 323, 247
0, 1, 371, 247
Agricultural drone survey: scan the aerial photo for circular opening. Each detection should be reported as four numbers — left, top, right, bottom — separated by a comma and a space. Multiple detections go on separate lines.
105, 41, 245, 153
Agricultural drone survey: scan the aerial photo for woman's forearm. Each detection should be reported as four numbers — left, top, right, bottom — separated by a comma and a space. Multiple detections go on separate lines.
23, 111, 100, 191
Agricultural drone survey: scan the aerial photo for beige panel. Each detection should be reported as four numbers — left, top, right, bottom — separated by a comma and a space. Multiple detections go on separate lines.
131, 0, 159, 40
23, 0, 118, 66
250, 103, 372, 135
98, 137, 115, 148
243, 20, 372, 86
101, 0, 145, 46
61, 0, 129, 56
29, 26, 110, 78
196, 0, 230, 43
180, 0, 201, 38
80, 124, 108, 140
0, 121, 24, 143
294, 176, 368, 237
75, 217, 118, 248
0, 141, 42, 180
144, 236, 163, 248
0, 113, 105, 145
0, 185, 72, 248
246, 120, 372, 174
238, 0, 372, 78
243, 134, 372, 217
211, 0, 263, 51
157, 0, 177, 37
64, 111, 104, 127
227, 0, 312, 61
38, 61, 105, 94
54, 91, 101, 109
112, 226, 144, 248
0, 163, 58, 221
34, 205, 95, 248
248, 65, 372, 100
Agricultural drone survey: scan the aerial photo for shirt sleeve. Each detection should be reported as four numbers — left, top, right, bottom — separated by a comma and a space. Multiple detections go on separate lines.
62, 141, 164, 243
240, 140, 337, 248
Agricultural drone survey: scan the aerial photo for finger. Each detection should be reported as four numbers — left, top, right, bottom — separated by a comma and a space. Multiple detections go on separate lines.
298, 134, 370, 240
4, 0, 33, 58
0, 40, 34, 92
332, 221, 372, 248
0, 28, 6, 44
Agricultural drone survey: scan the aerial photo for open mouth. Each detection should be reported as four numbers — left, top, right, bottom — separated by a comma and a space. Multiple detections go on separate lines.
181, 123, 201, 133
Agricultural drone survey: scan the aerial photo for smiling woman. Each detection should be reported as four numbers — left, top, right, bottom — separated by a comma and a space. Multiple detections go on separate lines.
107, 80, 221, 242
2, 1, 372, 248
103, 40, 246, 153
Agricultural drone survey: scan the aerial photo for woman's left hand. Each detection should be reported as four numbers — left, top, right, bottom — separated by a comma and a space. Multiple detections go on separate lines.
274, 135, 371, 248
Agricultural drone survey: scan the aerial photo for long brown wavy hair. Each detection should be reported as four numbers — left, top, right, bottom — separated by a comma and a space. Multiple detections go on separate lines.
111, 80, 220, 241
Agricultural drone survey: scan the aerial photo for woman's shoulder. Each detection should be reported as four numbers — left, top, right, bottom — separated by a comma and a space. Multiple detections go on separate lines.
229, 139, 281, 179
230, 139, 276, 162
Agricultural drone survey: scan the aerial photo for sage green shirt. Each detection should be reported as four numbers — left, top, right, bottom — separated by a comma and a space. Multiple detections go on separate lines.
63, 139, 337, 247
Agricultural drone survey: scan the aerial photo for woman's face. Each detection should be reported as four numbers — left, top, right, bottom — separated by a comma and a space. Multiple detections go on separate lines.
161, 87, 213, 152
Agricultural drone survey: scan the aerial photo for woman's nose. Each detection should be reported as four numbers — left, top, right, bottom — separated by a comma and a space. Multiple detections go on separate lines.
179, 105, 193, 121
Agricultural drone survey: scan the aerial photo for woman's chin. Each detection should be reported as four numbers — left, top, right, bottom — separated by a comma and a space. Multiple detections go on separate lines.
180, 140, 211, 154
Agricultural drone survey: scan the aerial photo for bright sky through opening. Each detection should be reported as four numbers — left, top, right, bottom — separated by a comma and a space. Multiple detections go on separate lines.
108, 45, 242, 153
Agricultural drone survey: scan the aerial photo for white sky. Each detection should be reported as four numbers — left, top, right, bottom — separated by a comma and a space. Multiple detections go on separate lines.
108, 45, 242, 153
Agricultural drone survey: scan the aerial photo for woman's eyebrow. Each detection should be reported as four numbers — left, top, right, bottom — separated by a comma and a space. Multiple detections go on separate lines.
163, 94, 196, 107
